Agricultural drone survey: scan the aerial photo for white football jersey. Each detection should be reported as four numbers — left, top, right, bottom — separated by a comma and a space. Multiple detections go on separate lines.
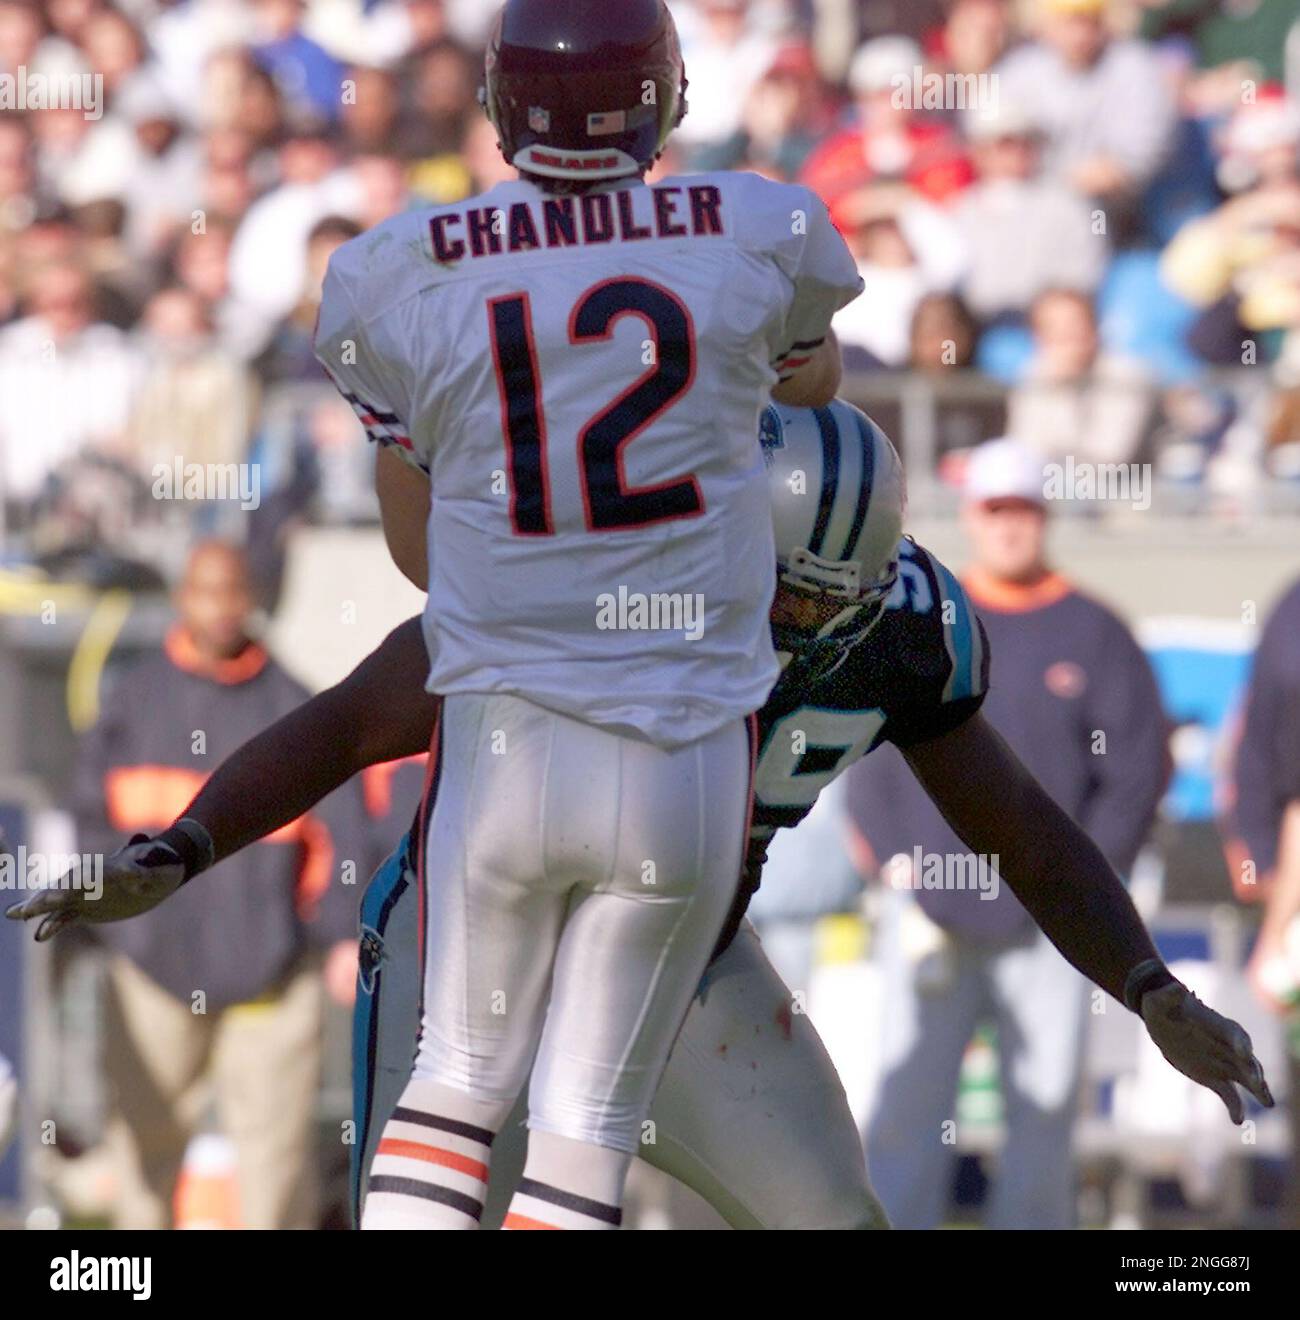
315, 170, 863, 747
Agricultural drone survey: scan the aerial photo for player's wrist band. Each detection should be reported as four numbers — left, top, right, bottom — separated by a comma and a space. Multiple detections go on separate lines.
156, 818, 216, 884
1123, 957, 1177, 1013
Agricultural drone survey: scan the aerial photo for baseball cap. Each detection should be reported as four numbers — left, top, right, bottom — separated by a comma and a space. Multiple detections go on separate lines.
964, 437, 1048, 505
1224, 91, 1300, 156
848, 36, 923, 97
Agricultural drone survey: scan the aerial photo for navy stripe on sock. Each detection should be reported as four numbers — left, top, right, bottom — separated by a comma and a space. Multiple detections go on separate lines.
516, 1177, 622, 1226
367, 1175, 483, 1221
389, 1108, 496, 1148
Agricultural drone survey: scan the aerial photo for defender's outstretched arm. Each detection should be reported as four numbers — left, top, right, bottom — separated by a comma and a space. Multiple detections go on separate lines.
183, 616, 437, 866
903, 712, 1273, 1122
7, 618, 438, 939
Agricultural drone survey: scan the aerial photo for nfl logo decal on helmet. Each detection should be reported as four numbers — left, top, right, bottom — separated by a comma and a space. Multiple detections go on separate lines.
482, 0, 688, 185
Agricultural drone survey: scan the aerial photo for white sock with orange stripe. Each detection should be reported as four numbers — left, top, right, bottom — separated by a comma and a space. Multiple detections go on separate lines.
503, 1131, 631, 1231
362, 1079, 509, 1230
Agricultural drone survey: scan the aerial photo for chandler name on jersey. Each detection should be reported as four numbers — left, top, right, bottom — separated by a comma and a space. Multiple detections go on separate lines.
314, 171, 863, 748
719, 539, 990, 950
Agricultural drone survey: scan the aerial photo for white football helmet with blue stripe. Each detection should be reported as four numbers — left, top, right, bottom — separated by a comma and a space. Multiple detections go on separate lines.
760, 399, 906, 670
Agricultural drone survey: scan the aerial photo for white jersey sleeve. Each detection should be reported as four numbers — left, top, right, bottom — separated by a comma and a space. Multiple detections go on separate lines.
315, 240, 424, 474
731, 178, 863, 381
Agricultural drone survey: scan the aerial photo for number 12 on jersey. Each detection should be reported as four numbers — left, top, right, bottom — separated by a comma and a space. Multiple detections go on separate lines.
487, 278, 703, 535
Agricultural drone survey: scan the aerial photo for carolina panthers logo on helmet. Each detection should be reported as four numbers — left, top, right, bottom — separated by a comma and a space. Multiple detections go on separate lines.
358, 925, 386, 995
759, 406, 784, 467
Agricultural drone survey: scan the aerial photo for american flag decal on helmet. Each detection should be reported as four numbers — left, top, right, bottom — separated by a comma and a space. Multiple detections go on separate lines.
587, 110, 628, 136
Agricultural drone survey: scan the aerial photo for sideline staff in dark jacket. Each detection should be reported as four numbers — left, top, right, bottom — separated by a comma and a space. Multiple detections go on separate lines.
1230, 576, 1300, 1227
851, 438, 1169, 1229
73, 540, 367, 1228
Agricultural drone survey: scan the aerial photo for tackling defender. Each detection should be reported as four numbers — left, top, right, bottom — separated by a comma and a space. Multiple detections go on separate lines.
11, 401, 1273, 1229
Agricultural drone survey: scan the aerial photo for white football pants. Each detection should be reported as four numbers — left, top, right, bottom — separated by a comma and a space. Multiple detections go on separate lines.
409, 692, 755, 1153
353, 841, 886, 1229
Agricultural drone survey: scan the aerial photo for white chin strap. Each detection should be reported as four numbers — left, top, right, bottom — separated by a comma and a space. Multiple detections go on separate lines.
816, 605, 864, 641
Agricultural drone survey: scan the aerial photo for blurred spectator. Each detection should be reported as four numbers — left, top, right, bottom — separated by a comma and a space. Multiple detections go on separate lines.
126, 284, 254, 477
801, 35, 974, 230
147, 2, 259, 123
399, 36, 476, 152
13, 206, 80, 269
1230, 576, 1300, 899
410, 0, 454, 47
339, 64, 401, 154
253, 213, 360, 386
0, 0, 45, 75
853, 436, 1169, 1229
399, 37, 479, 202
249, 0, 345, 124
1008, 288, 1156, 466
1265, 386, 1300, 483
225, 122, 355, 351
673, 0, 783, 158
69, 197, 148, 327
169, 219, 246, 352
816, 0, 947, 73
832, 189, 966, 369
926, 0, 1012, 77
908, 292, 1008, 456
1162, 95, 1300, 368
1213, 88, 1300, 196
1229, 576, 1300, 1226
0, 256, 143, 510
348, 150, 410, 233
200, 47, 287, 149
955, 101, 1106, 325
72, 76, 202, 261
79, 5, 145, 101
693, 41, 835, 177
460, 110, 518, 195
910, 291, 979, 373
72, 540, 367, 1229
44, 0, 111, 48
996, 0, 1178, 217
0, 232, 15, 325
1147, 381, 1240, 493
0, 114, 39, 233
198, 128, 259, 225
1140, 0, 1300, 87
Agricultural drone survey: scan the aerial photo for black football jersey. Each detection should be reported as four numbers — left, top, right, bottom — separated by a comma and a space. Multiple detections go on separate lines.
714, 538, 991, 955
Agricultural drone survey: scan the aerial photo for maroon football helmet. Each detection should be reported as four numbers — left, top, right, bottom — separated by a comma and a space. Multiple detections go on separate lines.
482, 0, 688, 188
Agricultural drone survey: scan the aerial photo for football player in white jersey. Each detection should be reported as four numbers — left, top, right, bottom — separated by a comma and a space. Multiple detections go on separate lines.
14, 403, 1272, 1230
309, 0, 861, 1228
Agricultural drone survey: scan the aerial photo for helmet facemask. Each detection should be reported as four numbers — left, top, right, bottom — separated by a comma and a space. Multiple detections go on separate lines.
771, 550, 900, 682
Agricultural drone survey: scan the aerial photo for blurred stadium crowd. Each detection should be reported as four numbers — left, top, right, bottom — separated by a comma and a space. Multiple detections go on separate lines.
2, 0, 1300, 1230
0, 0, 1299, 563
